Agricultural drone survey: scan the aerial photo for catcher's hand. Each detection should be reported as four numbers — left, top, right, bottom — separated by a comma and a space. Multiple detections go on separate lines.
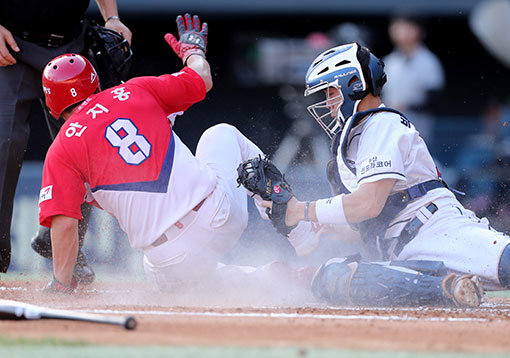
237, 156, 296, 237
164, 13, 208, 64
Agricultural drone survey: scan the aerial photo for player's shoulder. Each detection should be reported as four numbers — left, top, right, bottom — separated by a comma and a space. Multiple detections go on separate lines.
358, 108, 415, 140
127, 67, 200, 87
47, 129, 74, 160
365, 107, 407, 128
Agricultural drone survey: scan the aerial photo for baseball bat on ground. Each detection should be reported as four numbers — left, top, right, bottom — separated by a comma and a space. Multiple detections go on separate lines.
0, 299, 136, 330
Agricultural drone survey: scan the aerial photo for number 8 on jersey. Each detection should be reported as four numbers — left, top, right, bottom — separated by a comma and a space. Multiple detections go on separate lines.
105, 118, 152, 165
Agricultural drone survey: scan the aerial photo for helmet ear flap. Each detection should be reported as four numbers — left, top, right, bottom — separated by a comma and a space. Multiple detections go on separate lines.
366, 53, 387, 97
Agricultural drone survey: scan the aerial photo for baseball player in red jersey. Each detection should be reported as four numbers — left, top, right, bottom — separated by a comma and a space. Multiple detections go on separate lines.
38, 14, 282, 293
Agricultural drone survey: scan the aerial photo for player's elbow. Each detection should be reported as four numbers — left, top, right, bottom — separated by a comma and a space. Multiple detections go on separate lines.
351, 191, 386, 220
51, 215, 79, 237
203, 75, 213, 92
365, 201, 385, 219
355, 180, 395, 220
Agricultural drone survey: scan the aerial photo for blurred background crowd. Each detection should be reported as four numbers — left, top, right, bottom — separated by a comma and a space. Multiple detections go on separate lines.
10, 0, 510, 275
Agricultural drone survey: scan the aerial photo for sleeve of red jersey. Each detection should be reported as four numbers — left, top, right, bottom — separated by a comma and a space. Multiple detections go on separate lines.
128, 67, 206, 115
39, 139, 86, 227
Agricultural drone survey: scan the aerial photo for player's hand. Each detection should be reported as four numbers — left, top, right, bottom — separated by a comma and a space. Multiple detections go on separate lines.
0, 24, 19, 67
164, 13, 208, 64
43, 275, 77, 294
104, 18, 132, 46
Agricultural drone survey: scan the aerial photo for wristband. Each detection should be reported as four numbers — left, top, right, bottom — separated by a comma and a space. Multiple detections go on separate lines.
304, 201, 310, 222
106, 15, 120, 22
183, 49, 205, 65
315, 194, 348, 225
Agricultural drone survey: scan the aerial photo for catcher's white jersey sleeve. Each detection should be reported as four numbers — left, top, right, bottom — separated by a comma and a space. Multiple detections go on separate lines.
353, 109, 439, 190
338, 106, 455, 229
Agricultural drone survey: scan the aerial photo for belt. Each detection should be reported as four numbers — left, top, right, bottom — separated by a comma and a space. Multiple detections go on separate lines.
150, 197, 207, 248
393, 202, 439, 256
22, 31, 69, 47
10, 25, 79, 48
403, 180, 446, 201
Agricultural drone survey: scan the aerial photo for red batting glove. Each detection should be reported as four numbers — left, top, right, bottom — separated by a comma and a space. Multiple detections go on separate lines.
165, 13, 208, 64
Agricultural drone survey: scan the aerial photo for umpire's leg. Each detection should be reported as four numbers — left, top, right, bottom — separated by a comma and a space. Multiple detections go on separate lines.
0, 63, 37, 272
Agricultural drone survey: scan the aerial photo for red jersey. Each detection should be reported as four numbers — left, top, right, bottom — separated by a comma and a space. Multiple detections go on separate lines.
39, 67, 218, 248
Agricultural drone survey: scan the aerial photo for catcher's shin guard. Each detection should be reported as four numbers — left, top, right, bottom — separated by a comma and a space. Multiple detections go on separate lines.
311, 259, 484, 307
31, 203, 95, 285
498, 244, 510, 287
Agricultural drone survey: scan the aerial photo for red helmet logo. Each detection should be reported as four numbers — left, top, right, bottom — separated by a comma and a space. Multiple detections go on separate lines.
273, 185, 281, 194
42, 54, 99, 119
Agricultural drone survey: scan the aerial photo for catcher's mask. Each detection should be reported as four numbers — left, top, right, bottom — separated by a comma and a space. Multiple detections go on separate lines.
86, 22, 133, 89
304, 43, 386, 138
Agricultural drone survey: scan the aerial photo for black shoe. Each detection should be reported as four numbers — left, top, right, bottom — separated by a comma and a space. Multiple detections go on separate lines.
31, 229, 95, 285
30, 228, 53, 259
74, 250, 95, 286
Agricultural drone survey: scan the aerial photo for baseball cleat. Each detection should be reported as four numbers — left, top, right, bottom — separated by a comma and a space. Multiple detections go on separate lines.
30, 231, 53, 259
74, 250, 95, 286
443, 273, 484, 308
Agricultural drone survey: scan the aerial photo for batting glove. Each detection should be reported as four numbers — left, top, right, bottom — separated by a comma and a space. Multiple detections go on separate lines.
165, 13, 208, 64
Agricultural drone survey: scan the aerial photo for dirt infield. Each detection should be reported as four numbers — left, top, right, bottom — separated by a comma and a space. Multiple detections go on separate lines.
1, 279, 510, 353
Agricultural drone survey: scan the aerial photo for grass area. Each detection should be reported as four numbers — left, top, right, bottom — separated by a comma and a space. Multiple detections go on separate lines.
0, 338, 509, 358
1, 347, 509, 358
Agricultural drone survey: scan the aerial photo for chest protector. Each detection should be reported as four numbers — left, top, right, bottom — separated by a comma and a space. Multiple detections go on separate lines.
328, 108, 445, 260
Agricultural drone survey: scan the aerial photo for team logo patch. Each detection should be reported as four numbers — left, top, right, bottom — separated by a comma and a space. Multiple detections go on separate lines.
39, 185, 53, 203
273, 185, 281, 194
359, 155, 393, 176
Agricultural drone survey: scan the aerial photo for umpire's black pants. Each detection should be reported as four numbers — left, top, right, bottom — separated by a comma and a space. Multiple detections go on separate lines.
0, 26, 86, 272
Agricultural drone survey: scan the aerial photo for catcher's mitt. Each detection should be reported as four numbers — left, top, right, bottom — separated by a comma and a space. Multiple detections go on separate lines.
236, 156, 296, 236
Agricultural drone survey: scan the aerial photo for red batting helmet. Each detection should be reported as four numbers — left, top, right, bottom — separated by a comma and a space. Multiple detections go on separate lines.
42, 54, 99, 119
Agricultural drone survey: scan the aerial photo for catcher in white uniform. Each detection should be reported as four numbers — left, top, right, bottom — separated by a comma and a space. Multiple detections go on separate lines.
239, 42, 508, 307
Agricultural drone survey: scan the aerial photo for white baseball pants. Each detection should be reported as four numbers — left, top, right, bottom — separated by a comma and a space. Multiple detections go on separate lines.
398, 196, 510, 289
142, 123, 266, 291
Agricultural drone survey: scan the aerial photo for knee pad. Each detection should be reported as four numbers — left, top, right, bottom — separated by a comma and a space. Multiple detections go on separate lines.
498, 244, 510, 287
311, 258, 355, 305
203, 123, 236, 138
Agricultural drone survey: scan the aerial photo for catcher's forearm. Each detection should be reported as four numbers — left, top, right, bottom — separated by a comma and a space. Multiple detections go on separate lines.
306, 179, 396, 225
287, 198, 314, 225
